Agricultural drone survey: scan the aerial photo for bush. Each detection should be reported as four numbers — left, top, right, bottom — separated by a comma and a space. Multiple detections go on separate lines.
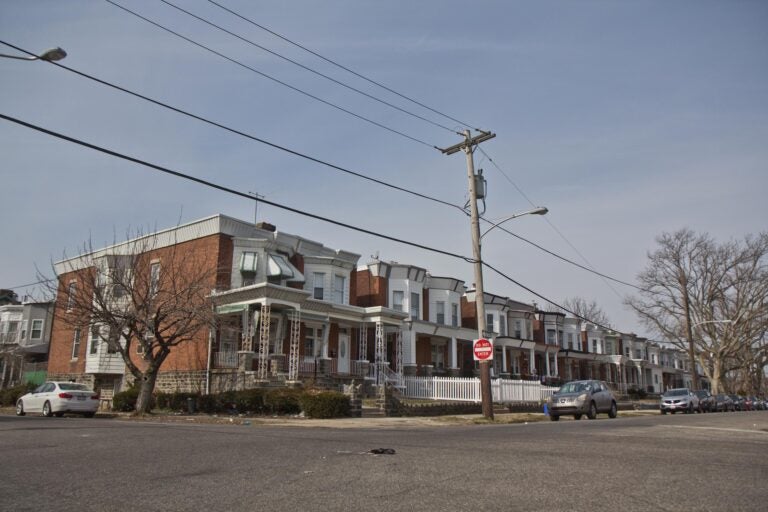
265, 388, 303, 415
0, 383, 35, 406
299, 391, 350, 419
112, 387, 140, 412
154, 391, 199, 412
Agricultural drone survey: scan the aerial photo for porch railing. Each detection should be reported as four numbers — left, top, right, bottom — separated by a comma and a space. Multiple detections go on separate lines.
213, 351, 238, 368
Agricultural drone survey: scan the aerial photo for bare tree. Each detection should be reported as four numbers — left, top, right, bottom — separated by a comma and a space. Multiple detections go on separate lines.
627, 229, 768, 393
46, 231, 219, 414
558, 297, 611, 327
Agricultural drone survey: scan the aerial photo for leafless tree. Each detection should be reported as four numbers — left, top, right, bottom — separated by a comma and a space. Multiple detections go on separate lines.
627, 229, 768, 393
556, 297, 611, 327
45, 231, 219, 414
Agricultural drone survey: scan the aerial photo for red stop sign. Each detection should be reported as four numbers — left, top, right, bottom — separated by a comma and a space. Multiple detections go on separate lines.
473, 338, 493, 361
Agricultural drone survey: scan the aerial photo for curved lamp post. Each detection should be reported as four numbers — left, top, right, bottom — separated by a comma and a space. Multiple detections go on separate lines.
0, 47, 67, 61
481, 207, 548, 239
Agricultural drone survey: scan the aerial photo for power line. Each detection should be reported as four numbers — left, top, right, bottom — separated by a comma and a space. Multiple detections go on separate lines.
478, 146, 638, 297
2, 39, 645, 297
207, 0, 480, 132
104, 0, 439, 149
0, 113, 633, 334
0, 41, 463, 215
159, 0, 460, 135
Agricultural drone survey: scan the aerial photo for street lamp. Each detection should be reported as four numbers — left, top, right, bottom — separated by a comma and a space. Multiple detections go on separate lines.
480, 207, 548, 239
0, 47, 67, 61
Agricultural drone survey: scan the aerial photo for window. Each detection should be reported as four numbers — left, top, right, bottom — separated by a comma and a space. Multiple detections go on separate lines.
392, 291, 404, 311
89, 325, 100, 355
313, 272, 325, 300
499, 316, 507, 336
431, 344, 445, 368
239, 251, 258, 273
332, 275, 345, 304
66, 282, 77, 311
487, 314, 495, 332
436, 301, 445, 325
451, 303, 459, 327
30, 319, 43, 340
410, 292, 420, 319
593, 339, 599, 353
304, 326, 322, 358
71, 328, 81, 359
514, 320, 522, 339
546, 329, 556, 345
149, 262, 161, 297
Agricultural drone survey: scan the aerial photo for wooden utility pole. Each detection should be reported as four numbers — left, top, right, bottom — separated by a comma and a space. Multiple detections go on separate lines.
440, 129, 496, 419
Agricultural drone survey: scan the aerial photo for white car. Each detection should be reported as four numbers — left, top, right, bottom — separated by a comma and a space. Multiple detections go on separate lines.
16, 381, 100, 418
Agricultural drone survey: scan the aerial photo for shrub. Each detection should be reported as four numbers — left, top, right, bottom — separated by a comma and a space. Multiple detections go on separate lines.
233, 388, 267, 415
0, 383, 35, 407
265, 388, 303, 415
154, 391, 199, 412
112, 387, 140, 412
299, 391, 350, 419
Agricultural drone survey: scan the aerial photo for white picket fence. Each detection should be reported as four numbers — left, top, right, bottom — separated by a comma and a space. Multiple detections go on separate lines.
403, 376, 559, 404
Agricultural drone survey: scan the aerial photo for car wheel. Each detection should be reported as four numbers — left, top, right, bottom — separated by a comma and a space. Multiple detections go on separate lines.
587, 402, 597, 420
549, 414, 560, 422
608, 401, 618, 419
687, 404, 693, 414
15, 400, 25, 416
661, 409, 667, 415
54, 412, 64, 418
42, 401, 53, 418
574, 414, 582, 420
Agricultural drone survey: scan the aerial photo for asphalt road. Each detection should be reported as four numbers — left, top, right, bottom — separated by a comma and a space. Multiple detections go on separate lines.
1, 411, 766, 511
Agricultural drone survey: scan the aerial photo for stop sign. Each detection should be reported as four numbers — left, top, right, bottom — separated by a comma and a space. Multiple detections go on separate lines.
473, 338, 493, 361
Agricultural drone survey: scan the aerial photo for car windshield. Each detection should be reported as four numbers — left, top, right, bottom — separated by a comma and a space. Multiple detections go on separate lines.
58, 383, 90, 391
663, 389, 688, 397
558, 382, 590, 394
694, 390, 708, 397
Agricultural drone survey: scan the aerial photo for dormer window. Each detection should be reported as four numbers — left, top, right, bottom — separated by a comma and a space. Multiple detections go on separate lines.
240, 252, 258, 273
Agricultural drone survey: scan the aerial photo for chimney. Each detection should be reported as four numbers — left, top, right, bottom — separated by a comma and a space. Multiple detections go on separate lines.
256, 222, 276, 232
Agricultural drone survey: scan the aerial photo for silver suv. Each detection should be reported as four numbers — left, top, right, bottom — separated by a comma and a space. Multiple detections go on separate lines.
548, 380, 618, 421
660, 388, 700, 414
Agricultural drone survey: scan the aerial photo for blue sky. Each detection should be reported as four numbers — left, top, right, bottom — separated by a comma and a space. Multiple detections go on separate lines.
2, 0, 766, 337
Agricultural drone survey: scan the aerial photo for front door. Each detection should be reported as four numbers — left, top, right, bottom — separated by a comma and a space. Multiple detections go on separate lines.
338, 332, 350, 374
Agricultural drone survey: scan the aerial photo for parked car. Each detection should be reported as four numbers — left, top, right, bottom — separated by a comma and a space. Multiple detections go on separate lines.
694, 390, 715, 413
660, 388, 700, 414
548, 380, 618, 421
16, 381, 100, 418
744, 396, 754, 411
729, 394, 745, 411
714, 394, 734, 412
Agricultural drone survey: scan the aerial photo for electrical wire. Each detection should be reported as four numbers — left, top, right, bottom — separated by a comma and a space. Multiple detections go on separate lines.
0, 41, 463, 215
207, 0, 480, 132
104, 0, 439, 149
478, 146, 638, 297
1, 112, 634, 334
159, 0, 460, 135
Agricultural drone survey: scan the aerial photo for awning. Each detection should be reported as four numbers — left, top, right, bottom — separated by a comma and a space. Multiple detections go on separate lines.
267, 253, 305, 283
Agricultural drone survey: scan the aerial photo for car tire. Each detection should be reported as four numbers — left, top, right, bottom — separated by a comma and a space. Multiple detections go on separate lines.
574, 414, 582, 420
661, 409, 667, 415
42, 401, 53, 418
54, 412, 64, 418
15, 400, 25, 416
608, 402, 618, 419
587, 402, 597, 420
550, 414, 560, 421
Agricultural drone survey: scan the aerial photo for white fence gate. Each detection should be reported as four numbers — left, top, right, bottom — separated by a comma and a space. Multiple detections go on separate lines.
402, 376, 558, 404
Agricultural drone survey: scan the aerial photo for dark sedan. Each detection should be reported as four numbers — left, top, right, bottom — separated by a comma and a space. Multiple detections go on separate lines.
694, 390, 715, 413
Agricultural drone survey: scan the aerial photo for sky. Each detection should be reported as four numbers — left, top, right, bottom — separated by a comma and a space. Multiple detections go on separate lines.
1, 0, 766, 338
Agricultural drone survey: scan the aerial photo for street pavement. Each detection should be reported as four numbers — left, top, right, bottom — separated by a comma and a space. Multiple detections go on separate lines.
1, 410, 766, 511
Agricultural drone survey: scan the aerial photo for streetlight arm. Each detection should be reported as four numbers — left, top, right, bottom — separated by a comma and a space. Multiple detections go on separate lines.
480, 207, 548, 238
0, 47, 66, 62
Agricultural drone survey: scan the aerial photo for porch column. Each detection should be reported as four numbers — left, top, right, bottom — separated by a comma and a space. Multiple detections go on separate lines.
545, 352, 551, 376
553, 351, 559, 377
257, 303, 271, 380
501, 346, 508, 372
402, 327, 417, 373
287, 310, 301, 382
449, 336, 458, 369
375, 322, 385, 386
396, 328, 404, 377
529, 347, 536, 374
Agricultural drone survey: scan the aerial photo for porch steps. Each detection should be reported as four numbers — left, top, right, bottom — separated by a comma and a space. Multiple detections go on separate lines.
361, 406, 387, 418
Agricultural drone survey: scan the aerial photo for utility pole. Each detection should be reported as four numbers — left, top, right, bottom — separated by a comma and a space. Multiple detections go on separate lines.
440, 129, 496, 419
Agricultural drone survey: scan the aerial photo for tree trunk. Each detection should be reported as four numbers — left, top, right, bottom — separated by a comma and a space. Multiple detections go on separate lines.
135, 370, 158, 414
